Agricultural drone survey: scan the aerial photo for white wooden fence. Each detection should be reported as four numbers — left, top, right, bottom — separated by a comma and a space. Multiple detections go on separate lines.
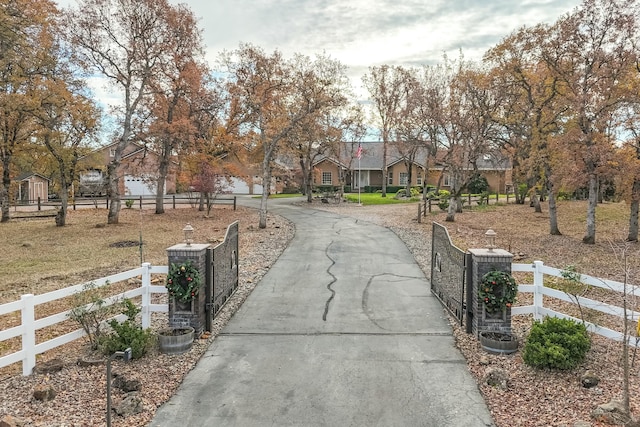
0, 263, 168, 376
512, 260, 640, 347
3, 259, 640, 377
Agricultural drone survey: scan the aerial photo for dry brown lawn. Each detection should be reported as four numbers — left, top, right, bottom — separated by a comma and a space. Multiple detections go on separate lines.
430, 199, 640, 282
0, 206, 245, 304
2, 199, 640, 426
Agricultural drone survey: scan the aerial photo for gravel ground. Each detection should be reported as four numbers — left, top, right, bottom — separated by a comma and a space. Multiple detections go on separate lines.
1, 200, 639, 426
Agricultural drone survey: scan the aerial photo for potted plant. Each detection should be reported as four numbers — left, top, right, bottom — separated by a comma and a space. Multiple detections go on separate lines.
157, 326, 195, 355
479, 330, 518, 355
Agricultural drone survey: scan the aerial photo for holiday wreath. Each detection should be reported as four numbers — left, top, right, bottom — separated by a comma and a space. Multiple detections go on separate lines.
166, 260, 201, 302
478, 270, 517, 314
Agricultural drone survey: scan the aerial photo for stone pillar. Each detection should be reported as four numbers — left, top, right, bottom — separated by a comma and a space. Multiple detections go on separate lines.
469, 248, 513, 337
166, 243, 210, 337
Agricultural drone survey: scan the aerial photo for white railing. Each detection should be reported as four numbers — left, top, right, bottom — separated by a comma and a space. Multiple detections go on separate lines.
511, 260, 640, 347
0, 262, 168, 376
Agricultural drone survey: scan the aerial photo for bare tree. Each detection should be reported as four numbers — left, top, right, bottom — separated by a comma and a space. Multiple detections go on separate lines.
362, 65, 406, 198
222, 45, 350, 228
65, 0, 170, 224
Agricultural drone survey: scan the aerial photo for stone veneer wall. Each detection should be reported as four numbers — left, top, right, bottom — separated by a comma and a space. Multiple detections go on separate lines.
166, 243, 210, 337
469, 248, 514, 337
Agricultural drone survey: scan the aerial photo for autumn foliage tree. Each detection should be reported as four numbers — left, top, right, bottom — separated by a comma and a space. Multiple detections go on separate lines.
0, 0, 60, 222
540, 0, 638, 244
144, 3, 215, 214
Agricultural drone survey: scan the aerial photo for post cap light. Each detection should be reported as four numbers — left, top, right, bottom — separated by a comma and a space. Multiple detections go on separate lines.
485, 229, 497, 250
183, 223, 194, 246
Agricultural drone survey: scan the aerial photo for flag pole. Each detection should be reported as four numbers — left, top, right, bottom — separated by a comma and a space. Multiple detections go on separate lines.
358, 155, 361, 206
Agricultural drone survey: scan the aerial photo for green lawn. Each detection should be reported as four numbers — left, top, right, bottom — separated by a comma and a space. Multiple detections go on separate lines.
344, 192, 419, 205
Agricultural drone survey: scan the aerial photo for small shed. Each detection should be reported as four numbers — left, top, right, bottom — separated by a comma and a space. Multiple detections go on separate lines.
14, 172, 49, 203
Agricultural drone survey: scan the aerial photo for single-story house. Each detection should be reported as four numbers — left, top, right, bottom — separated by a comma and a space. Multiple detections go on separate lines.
312, 142, 512, 193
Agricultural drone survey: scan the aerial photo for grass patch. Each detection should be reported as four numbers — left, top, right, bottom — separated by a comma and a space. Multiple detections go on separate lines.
344, 193, 419, 205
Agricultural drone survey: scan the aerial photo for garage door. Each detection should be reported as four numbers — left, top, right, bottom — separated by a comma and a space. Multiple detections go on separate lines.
125, 175, 164, 196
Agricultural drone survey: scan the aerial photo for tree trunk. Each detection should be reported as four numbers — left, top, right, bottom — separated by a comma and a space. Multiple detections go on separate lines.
445, 198, 456, 222
405, 161, 412, 197
1, 157, 11, 222
627, 178, 640, 242
582, 173, 598, 244
57, 177, 70, 227
106, 161, 121, 224
381, 139, 388, 197
306, 167, 313, 203
259, 158, 271, 229
547, 181, 561, 235
155, 155, 169, 214
533, 195, 542, 213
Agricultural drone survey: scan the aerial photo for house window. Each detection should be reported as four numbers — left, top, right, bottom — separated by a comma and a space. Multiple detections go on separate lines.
400, 172, 408, 186
322, 171, 332, 185
109, 148, 116, 157
443, 174, 452, 187
417, 173, 423, 186
387, 171, 393, 185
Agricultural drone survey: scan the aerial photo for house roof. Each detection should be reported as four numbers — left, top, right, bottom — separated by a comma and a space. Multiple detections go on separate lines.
14, 172, 50, 182
313, 141, 430, 170
313, 141, 512, 172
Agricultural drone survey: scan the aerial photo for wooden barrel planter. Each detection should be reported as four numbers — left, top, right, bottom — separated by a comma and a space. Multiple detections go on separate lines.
479, 331, 518, 355
158, 326, 195, 355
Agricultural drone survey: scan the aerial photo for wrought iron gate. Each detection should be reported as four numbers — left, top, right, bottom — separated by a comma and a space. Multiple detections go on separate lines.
430, 222, 471, 329
205, 221, 239, 331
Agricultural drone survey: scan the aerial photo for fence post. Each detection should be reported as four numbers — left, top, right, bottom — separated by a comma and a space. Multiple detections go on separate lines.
21, 294, 36, 376
233, 196, 236, 210
141, 263, 152, 329
417, 203, 422, 223
139, 196, 142, 209
532, 260, 544, 321
37, 197, 41, 211
172, 195, 176, 209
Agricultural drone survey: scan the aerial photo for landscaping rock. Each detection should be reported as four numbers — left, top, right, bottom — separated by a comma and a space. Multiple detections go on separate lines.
32, 384, 56, 401
35, 358, 64, 374
113, 374, 141, 392
114, 392, 144, 416
0, 415, 27, 427
580, 371, 600, 388
484, 367, 508, 390
591, 399, 630, 425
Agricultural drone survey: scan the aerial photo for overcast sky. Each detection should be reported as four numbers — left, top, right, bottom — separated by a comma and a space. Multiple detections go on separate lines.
57, 0, 583, 71
56, 0, 583, 106
193, 0, 582, 78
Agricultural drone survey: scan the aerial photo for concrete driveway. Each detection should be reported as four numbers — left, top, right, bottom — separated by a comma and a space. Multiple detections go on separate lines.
149, 198, 494, 427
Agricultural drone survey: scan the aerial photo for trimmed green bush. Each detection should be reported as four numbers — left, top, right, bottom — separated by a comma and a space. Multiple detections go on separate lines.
467, 174, 489, 194
100, 299, 155, 359
523, 317, 590, 370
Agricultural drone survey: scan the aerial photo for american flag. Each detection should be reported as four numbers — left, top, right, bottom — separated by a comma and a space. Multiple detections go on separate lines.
356, 143, 362, 159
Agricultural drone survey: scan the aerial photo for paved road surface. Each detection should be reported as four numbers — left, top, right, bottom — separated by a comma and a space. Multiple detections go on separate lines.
149, 198, 494, 427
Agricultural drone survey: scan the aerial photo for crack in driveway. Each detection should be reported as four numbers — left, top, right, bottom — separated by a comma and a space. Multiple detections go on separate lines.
362, 273, 424, 330
322, 241, 337, 321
